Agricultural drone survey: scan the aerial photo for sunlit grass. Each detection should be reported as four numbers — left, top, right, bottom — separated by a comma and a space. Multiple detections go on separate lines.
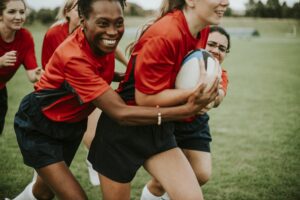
1, 18, 300, 200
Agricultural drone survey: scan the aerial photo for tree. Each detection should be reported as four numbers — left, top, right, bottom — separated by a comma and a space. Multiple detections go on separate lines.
255, 1, 266, 17
281, 2, 292, 18
245, 0, 257, 16
265, 0, 282, 18
292, 2, 300, 19
36, 8, 56, 24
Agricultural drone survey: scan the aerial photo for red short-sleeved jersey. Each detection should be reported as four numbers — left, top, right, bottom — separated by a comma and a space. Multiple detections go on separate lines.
117, 10, 209, 103
41, 21, 69, 69
0, 28, 38, 89
35, 28, 115, 123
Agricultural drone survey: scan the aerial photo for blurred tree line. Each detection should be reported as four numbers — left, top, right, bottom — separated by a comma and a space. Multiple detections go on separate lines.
25, 2, 153, 25
244, 0, 300, 18
25, 1, 300, 25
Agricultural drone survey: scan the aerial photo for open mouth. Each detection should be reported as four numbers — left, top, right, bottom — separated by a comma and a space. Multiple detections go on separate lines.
215, 10, 225, 17
102, 39, 117, 46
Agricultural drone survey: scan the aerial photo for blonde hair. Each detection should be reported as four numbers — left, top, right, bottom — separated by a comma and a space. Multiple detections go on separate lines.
127, 0, 185, 54
56, 0, 78, 21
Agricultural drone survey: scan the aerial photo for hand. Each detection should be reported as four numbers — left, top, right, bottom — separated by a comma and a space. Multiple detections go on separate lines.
186, 76, 219, 114
35, 68, 44, 81
0, 51, 17, 68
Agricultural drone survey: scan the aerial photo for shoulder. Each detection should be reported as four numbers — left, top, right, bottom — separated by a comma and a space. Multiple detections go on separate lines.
16, 28, 34, 44
45, 21, 69, 39
18, 28, 33, 39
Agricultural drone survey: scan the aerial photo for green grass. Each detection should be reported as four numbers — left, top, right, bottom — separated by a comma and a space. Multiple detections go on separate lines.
1, 18, 300, 200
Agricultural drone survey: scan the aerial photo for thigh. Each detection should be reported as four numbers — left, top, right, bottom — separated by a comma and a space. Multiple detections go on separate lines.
82, 108, 102, 149
37, 161, 87, 200
144, 148, 204, 200
99, 174, 131, 200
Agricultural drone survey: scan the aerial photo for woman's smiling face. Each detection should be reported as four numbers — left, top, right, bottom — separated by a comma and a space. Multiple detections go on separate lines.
82, 0, 124, 56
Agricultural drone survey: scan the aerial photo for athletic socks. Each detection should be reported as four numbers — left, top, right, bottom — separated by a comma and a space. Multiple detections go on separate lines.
140, 185, 169, 200
86, 159, 100, 186
13, 181, 37, 200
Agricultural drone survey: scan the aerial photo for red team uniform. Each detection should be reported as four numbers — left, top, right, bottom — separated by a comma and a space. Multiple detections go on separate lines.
41, 21, 69, 69
0, 28, 38, 89
0, 28, 38, 135
14, 28, 115, 168
88, 9, 228, 183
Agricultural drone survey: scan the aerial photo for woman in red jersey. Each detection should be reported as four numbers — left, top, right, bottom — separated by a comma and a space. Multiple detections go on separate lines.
9, 0, 217, 200
88, 0, 227, 200
40, 0, 128, 186
0, 0, 42, 135
141, 26, 231, 200
42, 0, 128, 69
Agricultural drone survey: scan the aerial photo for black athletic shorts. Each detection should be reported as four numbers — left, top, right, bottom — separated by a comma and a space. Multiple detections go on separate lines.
0, 86, 8, 135
88, 112, 177, 183
174, 113, 211, 152
14, 93, 87, 169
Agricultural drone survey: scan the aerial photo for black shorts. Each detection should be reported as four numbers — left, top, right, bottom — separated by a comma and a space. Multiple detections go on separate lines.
88, 112, 177, 183
14, 93, 87, 169
174, 113, 211, 152
0, 86, 8, 135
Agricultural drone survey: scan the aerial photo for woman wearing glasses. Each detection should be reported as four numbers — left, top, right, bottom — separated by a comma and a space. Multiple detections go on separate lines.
141, 26, 231, 200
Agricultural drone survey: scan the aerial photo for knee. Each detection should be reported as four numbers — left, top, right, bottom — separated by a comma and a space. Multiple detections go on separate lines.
34, 191, 55, 200
195, 169, 211, 186
33, 183, 55, 200
148, 179, 165, 195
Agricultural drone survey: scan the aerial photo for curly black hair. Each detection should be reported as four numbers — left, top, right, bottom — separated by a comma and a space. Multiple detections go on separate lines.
78, 0, 126, 19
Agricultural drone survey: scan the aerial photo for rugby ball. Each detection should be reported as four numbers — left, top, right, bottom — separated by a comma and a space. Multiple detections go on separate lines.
175, 49, 220, 90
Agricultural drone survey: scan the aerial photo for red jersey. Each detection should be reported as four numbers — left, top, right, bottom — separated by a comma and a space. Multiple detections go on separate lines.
35, 28, 115, 123
41, 21, 69, 69
0, 28, 38, 89
117, 10, 209, 103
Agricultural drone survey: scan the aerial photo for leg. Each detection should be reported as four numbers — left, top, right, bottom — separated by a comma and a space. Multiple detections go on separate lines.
82, 109, 101, 149
99, 174, 131, 200
182, 149, 212, 186
144, 148, 203, 200
0, 87, 8, 135
82, 109, 102, 186
36, 162, 87, 200
12, 162, 87, 200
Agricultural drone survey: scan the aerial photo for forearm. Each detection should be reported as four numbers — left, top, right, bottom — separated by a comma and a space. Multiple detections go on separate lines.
135, 88, 193, 107
93, 88, 197, 126
115, 47, 128, 67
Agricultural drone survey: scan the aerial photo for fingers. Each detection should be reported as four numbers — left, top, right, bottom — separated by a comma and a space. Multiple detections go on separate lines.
1, 51, 17, 67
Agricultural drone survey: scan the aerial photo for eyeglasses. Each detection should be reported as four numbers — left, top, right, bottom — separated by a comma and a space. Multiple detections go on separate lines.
207, 41, 229, 53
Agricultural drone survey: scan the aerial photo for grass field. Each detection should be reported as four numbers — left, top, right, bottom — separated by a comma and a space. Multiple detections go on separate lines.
0, 17, 300, 200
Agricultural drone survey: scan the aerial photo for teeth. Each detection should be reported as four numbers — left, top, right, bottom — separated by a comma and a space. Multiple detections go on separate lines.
103, 39, 116, 46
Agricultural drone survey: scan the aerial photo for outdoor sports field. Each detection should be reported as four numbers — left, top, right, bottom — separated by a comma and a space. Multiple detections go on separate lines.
0, 17, 299, 200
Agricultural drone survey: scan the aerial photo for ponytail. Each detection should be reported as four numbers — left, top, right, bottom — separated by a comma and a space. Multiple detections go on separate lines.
126, 0, 185, 54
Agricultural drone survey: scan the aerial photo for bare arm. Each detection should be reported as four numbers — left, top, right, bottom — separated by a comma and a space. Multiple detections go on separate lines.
135, 88, 194, 107
92, 79, 218, 126
115, 47, 128, 67
26, 68, 44, 83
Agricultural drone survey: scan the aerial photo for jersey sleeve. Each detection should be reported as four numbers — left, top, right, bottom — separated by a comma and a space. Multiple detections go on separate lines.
23, 30, 38, 70
64, 56, 110, 103
221, 68, 228, 95
135, 36, 176, 94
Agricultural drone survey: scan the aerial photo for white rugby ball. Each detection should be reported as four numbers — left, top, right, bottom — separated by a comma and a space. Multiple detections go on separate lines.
175, 49, 220, 90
